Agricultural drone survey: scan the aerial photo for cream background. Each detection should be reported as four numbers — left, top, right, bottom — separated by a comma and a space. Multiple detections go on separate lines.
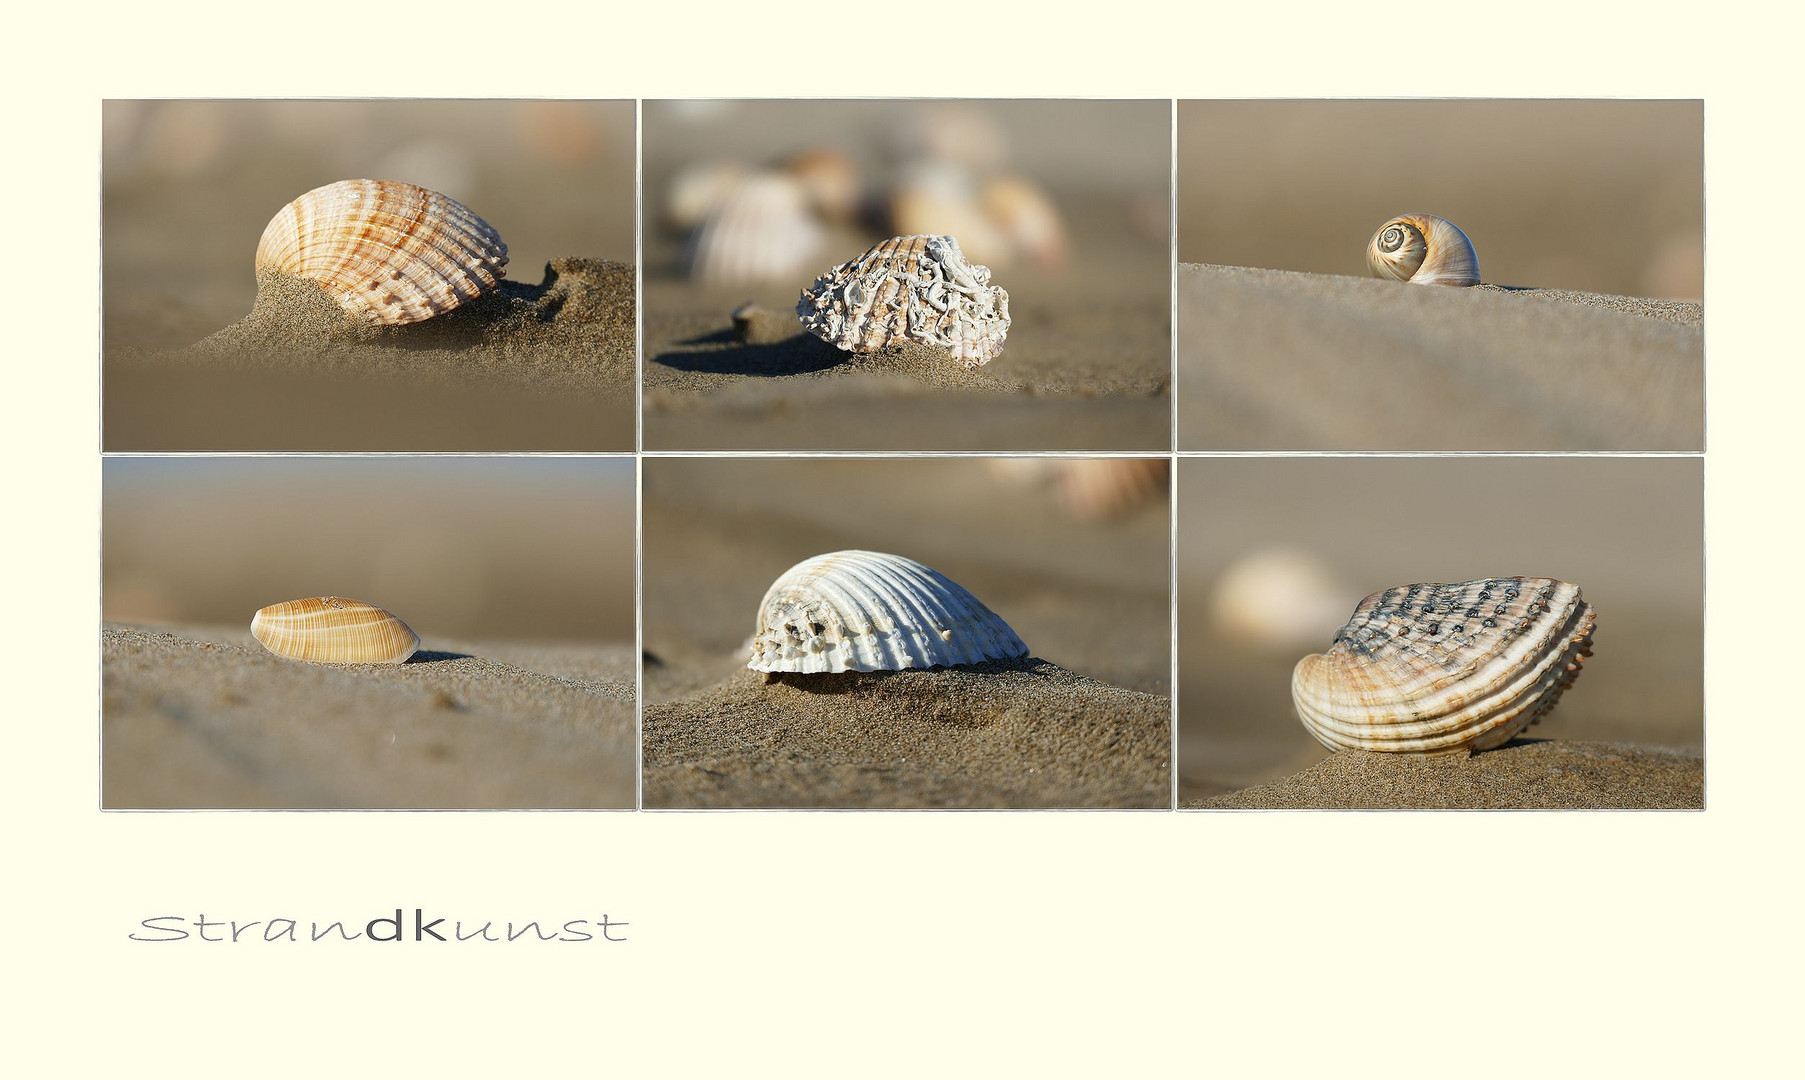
9, 2, 1798, 1075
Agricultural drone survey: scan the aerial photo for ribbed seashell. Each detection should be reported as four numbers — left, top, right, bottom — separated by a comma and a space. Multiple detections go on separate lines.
1366, 213, 1480, 287
251, 596, 421, 665
1049, 458, 1169, 520
796, 235, 1011, 368
686, 173, 824, 287
1292, 578, 1595, 754
254, 179, 508, 325
748, 550, 1028, 674
981, 175, 1069, 270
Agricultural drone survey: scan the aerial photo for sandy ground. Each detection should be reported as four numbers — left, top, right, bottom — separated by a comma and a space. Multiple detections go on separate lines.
1178, 264, 1703, 450
1177, 457, 1703, 810
103, 624, 636, 809
641, 101, 1170, 451
103, 100, 637, 451
642, 458, 1171, 808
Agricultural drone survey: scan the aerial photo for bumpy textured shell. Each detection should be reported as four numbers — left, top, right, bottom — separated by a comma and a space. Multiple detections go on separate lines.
796, 235, 1011, 368
251, 596, 421, 665
1292, 578, 1594, 754
686, 173, 824, 286
255, 179, 508, 325
1366, 213, 1480, 287
748, 550, 1028, 674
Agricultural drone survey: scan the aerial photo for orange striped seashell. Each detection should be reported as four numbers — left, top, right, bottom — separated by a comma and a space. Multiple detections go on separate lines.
1292, 577, 1594, 754
254, 179, 509, 326
250, 596, 421, 664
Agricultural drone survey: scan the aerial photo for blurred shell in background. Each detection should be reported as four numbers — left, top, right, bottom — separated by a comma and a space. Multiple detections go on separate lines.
1291, 577, 1596, 754
888, 160, 1011, 268
1050, 459, 1169, 520
982, 175, 1070, 270
748, 550, 1028, 674
888, 103, 1009, 172
1209, 548, 1355, 654
685, 173, 825, 287
663, 161, 749, 231
254, 179, 509, 326
783, 147, 863, 224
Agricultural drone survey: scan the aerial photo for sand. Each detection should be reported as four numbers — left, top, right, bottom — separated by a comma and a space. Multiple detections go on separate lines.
1178, 264, 1703, 451
105, 259, 637, 451
644, 660, 1170, 809
103, 623, 636, 809
1190, 740, 1703, 810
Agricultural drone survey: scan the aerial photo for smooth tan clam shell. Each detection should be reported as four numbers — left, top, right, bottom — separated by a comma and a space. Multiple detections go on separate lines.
1291, 577, 1594, 754
1366, 213, 1480, 287
748, 550, 1027, 674
251, 597, 421, 665
254, 179, 508, 326
796, 235, 1011, 368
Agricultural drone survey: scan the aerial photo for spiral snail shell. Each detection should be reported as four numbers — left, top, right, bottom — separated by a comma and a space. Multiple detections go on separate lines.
1366, 213, 1480, 287
1291, 577, 1595, 754
254, 179, 509, 326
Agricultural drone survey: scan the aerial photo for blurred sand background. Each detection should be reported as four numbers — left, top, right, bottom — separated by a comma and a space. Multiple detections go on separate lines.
641, 100, 1171, 450
103, 100, 637, 451
102, 457, 636, 808
1177, 100, 1703, 450
642, 457, 1171, 807
1177, 456, 1702, 808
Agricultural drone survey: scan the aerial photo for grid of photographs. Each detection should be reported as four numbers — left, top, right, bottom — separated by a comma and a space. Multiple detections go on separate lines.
99, 98, 1704, 811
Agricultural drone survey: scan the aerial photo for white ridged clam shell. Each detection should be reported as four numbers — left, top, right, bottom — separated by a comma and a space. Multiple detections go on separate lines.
796, 235, 1011, 368
251, 596, 421, 664
748, 550, 1028, 674
686, 173, 824, 287
254, 179, 509, 325
1366, 213, 1480, 287
1292, 578, 1595, 754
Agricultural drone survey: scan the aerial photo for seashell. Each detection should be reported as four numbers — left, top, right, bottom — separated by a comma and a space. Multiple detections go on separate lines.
888, 160, 1011, 268
255, 179, 508, 325
251, 596, 421, 665
1292, 578, 1594, 754
1366, 213, 1480, 287
782, 147, 862, 224
686, 173, 824, 287
748, 550, 1028, 674
796, 235, 1011, 368
1210, 548, 1353, 655
1048, 458, 1169, 520
663, 161, 748, 231
981, 175, 1069, 270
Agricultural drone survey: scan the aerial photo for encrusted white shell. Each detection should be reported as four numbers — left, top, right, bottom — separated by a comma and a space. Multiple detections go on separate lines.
1366, 213, 1480, 287
748, 550, 1028, 674
250, 596, 421, 665
255, 179, 509, 325
1292, 577, 1595, 754
686, 173, 824, 287
796, 235, 1011, 368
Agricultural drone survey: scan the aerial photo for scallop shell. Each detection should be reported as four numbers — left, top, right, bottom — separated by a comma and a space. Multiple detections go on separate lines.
796, 235, 1011, 368
748, 550, 1028, 674
686, 173, 824, 287
1366, 213, 1480, 287
251, 596, 421, 665
1291, 577, 1594, 754
255, 179, 509, 325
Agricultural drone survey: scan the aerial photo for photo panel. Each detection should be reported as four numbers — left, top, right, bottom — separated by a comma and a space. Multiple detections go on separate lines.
103, 100, 637, 451
641, 100, 1172, 451
641, 456, 1172, 808
1177, 100, 1703, 451
101, 455, 636, 808
1176, 455, 1703, 809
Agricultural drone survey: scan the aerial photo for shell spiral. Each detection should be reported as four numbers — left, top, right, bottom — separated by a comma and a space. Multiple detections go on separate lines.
1291, 577, 1594, 754
748, 550, 1028, 674
796, 235, 1011, 368
1365, 213, 1480, 287
254, 179, 509, 325
251, 596, 421, 665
